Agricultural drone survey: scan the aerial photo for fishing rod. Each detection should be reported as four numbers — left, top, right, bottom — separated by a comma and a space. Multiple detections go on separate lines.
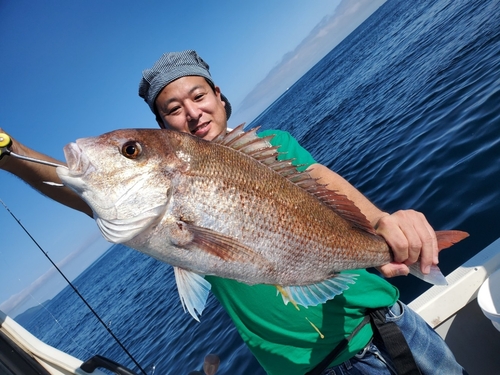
0, 132, 149, 375
0, 133, 65, 168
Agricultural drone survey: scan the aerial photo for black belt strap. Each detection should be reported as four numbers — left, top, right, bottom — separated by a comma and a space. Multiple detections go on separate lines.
306, 307, 422, 375
369, 308, 422, 375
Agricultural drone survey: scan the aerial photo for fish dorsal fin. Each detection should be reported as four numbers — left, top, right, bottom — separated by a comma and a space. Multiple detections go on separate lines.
216, 125, 376, 235
302, 181, 377, 235
214, 124, 281, 166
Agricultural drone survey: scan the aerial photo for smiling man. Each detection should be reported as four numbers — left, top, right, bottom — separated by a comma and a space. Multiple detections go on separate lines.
139, 52, 230, 139
0, 50, 467, 375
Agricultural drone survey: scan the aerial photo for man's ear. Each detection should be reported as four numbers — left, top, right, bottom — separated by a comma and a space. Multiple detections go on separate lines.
214, 86, 225, 107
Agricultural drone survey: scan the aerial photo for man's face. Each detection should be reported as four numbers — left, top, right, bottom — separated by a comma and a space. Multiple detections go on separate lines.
154, 76, 227, 141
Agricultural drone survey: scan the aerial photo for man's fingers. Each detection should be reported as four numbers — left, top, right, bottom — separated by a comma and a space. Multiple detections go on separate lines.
377, 263, 410, 278
375, 214, 409, 263
375, 210, 439, 275
411, 216, 438, 274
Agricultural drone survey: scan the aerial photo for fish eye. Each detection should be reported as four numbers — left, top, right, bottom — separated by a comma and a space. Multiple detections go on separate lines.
121, 141, 142, 159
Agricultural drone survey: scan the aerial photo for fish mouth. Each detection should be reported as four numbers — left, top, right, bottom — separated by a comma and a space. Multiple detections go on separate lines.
56, 142, 93, 188
60, 142, 91, 177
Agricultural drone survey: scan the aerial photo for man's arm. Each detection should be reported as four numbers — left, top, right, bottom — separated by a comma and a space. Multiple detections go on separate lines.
308, 163, 438, 277
0, 129, 93, 217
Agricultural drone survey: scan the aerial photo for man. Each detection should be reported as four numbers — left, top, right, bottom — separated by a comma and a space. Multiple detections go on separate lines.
0, 50, 466, 374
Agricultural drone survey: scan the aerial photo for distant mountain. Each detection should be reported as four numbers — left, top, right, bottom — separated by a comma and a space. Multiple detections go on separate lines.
14, 300, 51, 327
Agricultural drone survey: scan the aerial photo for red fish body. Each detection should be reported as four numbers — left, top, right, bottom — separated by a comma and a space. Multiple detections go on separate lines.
57, 126, 468, 320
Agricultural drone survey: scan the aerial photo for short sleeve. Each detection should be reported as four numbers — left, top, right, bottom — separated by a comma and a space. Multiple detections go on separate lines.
258, 129, 316, 172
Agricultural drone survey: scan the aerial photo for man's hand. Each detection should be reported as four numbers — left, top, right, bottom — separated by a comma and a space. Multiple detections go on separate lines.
374, 210, 439, 278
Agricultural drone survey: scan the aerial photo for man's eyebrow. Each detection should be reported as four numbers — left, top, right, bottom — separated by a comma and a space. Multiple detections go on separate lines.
157, 85, 206, 111
187, 84, 206, 95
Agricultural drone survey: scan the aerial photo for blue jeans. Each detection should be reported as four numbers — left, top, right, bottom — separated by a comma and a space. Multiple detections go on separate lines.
321, 301, 467, 375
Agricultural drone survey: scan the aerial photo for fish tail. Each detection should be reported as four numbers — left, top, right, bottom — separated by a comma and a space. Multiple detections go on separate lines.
407, 230, 469, 285
408, 262, 447, 285
436, 230, 469, 250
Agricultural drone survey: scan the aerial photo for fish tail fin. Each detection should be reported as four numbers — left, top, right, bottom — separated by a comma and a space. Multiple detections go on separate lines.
436, 230, 469, 250
277, 273, 358, 307
407, 230, 468, 286
408, 262, 448, 285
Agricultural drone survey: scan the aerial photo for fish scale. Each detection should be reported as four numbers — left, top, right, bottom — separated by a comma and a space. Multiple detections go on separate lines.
57, 125, 469, 320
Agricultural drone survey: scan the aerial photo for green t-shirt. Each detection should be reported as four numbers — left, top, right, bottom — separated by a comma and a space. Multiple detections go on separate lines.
206, 129, 399, 375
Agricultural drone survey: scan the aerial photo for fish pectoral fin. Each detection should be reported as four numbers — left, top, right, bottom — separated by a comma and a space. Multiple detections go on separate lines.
173, 267, 211, 322
179, 222, 267, 263
277, 273, 358, 307
96, 204, 167, 243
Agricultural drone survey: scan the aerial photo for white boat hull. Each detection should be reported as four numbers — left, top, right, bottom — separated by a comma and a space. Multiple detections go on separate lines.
410, 237, 500, 374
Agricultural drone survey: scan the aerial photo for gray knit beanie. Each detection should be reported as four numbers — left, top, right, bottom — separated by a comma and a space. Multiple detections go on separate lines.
139, 50, 232, 119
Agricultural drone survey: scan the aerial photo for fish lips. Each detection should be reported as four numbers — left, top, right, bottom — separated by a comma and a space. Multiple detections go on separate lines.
56, 142, 94, 192
64, 142, 89, 175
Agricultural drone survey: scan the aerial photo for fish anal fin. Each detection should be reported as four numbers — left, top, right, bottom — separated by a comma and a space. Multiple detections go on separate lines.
277, 273, 358, 307
173, 267, 211, 321
276, 285, 300, 311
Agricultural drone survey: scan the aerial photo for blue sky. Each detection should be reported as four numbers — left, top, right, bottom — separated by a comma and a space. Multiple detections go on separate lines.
0, 0, 385, 316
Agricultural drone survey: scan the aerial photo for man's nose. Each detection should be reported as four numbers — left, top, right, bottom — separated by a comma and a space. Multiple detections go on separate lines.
185, 102, 202, 121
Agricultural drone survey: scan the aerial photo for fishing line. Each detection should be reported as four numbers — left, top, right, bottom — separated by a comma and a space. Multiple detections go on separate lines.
0, 255, 96, 360
0, 198, 148, 375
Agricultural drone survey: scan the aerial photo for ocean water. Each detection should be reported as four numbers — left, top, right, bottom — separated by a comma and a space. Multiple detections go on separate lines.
18, 0, 500, 374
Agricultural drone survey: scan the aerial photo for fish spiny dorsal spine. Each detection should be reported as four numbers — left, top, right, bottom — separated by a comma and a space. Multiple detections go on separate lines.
215, 125, 377, 236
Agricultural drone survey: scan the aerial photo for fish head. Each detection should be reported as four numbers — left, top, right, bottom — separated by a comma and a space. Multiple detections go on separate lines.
57, 128, 188, 243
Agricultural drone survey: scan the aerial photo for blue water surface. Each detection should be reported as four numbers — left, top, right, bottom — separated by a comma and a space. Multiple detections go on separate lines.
20, 0, 500, 373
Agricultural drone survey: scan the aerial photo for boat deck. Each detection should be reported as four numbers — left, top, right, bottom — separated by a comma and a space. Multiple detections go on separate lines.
410, 238, 500, 374
436, 296, 500, 374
